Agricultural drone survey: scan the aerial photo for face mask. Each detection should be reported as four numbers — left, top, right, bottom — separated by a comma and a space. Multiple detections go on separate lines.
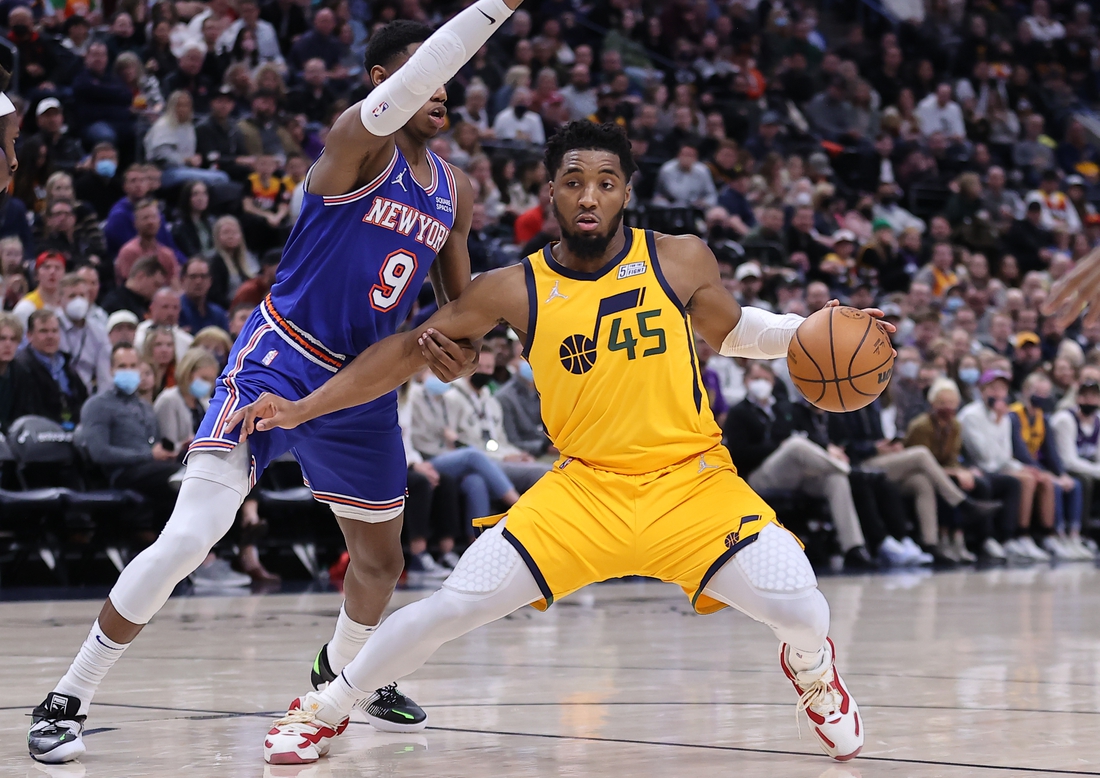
1079, 403, 1098, 417
470, 372, 494, 390
95, 159, 117, 178
11, 24, 30, 36
64, 296, 89, 321
945, 296, 965, 312
898, 361, 919, 380
517, 360, 534, 383
423, 375, 450, 396
113, 369, 141, 395
513, 104, 529, 118
959, 367, 981, 385
1030, 395, 1054, 414
189, 378, 213, 399
934, 407, 954, 421
985, 395, 999, 409
747, 378, 772, 401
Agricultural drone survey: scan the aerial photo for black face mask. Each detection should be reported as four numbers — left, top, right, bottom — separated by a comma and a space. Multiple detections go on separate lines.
470, 373, 493, 390
985, 395, 999, 409
513, 104, 528, 118
1079, 403, 1098, 417
1030, 395, 1055, 414
11, 24, 29, 37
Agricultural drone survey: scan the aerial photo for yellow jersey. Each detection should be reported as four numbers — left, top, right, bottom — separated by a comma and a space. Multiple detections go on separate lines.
522, 228, 721, 474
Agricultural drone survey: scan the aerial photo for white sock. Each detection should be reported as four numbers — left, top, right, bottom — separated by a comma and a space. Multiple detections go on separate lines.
54, 620, 129, 715
327, 603, 377, 672
318, 672, 365, 721
786, 645, 826, 674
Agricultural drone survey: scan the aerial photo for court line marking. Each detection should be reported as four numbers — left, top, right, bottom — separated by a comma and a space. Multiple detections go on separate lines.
424, 725, 1100, 775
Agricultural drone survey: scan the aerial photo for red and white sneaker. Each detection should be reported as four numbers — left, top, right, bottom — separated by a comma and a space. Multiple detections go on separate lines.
779, 637, 863, 761
264, 693, 350, 765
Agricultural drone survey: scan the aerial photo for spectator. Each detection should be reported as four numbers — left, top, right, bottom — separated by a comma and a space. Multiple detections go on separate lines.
141, 325, 179, 398
114, 199, 181, 285
8, 7, 58, 93
153, 346, 218, 449
12, 309, 89, 429
492, 87, 546, 145
226, 303, 253, 340
230, 247, 279, 309
1027, 169, 1082, 233
238, 90, 300, 160
104, 165, 185, 262
38, 195, 106, 275
561, 63, 597, 123
101, 255, 168, 318
144, 91, 231, 189
57, 272, 112, 396
171, 182, 217, 260
724, 362, 875, 571
805, 77, 859, 143
115, 52, 166, 124
983, 165, 1025, 222
161, 45, 215, 115
289, 7, 343, 75
72, 42, 135, 153
12, 251, 66, 329
195, 86, 254, 182
74, 143, 124, 222
1013, 114, 1056, 185
496, 359, 551, 457
261, 0, 309, 57
1005, 200, 1053, 274
1049, 367, 1100, 559
652, 144, 717, 208
0, 313, 27, 431
241, 154, 289, 253
179, 257, 229, 334
107, 310, 140, 347
915, 83, 967, 142
26, 99, 84, 176
216, 0, 284, 69
286, 58, 336, 121
191, 325, 234, 367
1009, 372, 1082, 560
75, 265, 108, 333
135, 287, 195, 361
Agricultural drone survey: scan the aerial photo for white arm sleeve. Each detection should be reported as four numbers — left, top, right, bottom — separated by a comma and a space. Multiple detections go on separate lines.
360, 0, 513, 137
719, 306, 803, 359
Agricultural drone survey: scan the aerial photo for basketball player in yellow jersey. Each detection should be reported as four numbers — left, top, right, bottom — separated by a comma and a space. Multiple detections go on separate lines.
234, 122, 890, 765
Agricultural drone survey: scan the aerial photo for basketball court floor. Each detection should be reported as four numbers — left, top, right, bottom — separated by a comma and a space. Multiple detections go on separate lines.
3, 566, 1099, 777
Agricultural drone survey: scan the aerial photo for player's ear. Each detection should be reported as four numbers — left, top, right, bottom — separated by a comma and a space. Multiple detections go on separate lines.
370, 65, 388, 88
624, 182, 632, 208
548, 180, 554, 203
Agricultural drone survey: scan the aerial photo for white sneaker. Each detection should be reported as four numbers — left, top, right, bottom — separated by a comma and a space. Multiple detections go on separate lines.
982, 537, 1007, 560
898, 536, 933, 565
264, 693, 349, 765
1043, 535, 1074, 560
1082, 537, 1098, 555
439, 550, 461, 569
191, 558, 252, 588
877, 536, 910, 566
954, 536, 977, 563
1019, 536, 1051, 561
406, 552, 450, 579
780, 638, 863, 761
1069, 536, 1096, 560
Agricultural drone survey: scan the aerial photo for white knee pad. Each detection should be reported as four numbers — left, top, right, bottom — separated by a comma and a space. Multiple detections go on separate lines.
327, 500, 404, 523
183, 444, 252, 499
735, 523, 818, 593
443, 522, 523, 596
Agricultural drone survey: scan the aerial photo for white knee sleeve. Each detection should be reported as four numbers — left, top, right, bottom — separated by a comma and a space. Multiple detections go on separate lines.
703, 524, 830, 652
443, 521, 525, 596
360, 0, 513, 136
109, 453, 248, 624
183, 445, 252, 499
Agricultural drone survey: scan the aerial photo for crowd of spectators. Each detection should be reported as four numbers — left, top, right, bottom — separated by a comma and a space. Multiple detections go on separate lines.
2, 0, 1100, 583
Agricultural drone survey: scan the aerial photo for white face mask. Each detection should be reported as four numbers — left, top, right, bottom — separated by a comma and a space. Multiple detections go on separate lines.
64, 295, 89, 322
748, 378, 773, 401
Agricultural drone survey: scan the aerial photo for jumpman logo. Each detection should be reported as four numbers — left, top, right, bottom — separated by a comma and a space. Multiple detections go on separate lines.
698, 454, 720, 473
392, 168, 408, 192
545, 281, 568, 303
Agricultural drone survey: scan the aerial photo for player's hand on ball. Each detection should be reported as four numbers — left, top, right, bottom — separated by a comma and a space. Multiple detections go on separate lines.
227, 392, 305, 440
419, 328, 478, 382
824, 299, 898, 354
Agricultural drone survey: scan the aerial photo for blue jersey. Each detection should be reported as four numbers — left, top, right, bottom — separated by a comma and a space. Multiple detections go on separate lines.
263, 143, 457, 372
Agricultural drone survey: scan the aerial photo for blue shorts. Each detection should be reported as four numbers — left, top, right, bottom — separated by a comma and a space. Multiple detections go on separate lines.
191, 309, 407, 520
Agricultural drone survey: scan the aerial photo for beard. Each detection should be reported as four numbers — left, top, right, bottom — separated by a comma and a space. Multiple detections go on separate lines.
552, 200, 625, 261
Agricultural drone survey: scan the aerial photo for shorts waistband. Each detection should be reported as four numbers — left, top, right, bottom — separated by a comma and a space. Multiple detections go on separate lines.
261, 295, 347, 373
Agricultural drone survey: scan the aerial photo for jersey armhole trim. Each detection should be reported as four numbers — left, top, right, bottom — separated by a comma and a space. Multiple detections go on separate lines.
318, 145, 400, 206
521, 256, 538, 360
646, 230, 687, 315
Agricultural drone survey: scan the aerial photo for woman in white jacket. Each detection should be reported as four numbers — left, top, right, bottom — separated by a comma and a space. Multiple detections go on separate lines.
144, 90, 230, 189
1048, 367, 1100, 559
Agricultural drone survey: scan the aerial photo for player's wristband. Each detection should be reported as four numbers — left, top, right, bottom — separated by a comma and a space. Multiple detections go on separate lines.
360, 0, 513, 137
720, 306, 803, 359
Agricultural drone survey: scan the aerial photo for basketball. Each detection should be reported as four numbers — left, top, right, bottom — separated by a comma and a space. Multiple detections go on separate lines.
787, 306, 895, 413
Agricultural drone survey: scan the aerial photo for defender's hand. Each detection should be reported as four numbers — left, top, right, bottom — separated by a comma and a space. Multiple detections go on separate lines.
226, 392, 307, 440
419, 328, 478, 382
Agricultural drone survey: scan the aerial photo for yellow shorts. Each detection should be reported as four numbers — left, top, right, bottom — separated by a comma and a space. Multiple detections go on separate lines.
473, 445, 794, 614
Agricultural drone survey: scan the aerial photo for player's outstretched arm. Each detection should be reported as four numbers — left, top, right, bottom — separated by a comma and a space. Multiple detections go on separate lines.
1045, 245, 1100, 327
311, 0, 525, 195
227, 265, 528, 437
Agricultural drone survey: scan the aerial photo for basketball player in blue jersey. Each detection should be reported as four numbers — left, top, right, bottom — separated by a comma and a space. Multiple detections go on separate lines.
27, 1, 527, 763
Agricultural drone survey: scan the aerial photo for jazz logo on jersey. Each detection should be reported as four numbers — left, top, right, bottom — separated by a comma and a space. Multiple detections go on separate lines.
362, 196, 451, 252
558, 288, 666, 375
617, 261, 647, 280
372, 101, 389, 117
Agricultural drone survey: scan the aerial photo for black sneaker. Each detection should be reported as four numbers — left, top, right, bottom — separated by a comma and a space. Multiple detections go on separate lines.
310, 644, 428, 732
28, 692, 86, 763
843, 545, 880, 572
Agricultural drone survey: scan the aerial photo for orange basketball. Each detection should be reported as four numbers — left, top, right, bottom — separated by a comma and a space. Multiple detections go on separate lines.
787, 306, 895, 413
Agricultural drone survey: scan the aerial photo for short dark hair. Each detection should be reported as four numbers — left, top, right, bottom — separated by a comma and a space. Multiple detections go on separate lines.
111, 341, 136, 358
544, 121, 637, 180
27, 308, 58, 332
363, 20, 432, 74
260, 248, 282, 267
184, 256, 210, 274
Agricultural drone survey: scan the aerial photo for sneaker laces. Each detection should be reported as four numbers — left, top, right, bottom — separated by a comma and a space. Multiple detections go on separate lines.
272, 708, 323, 733
794, 676, 842, 738
367, 682, 403, 708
